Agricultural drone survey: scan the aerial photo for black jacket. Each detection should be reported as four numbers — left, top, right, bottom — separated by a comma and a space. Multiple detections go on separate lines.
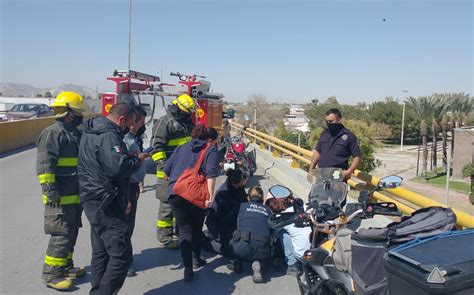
78, 116, 140, 209
215, 181, 248, 234
150, 105, 194, 176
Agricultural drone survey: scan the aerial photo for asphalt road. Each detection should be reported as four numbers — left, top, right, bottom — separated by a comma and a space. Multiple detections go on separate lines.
0, 148, 300, 295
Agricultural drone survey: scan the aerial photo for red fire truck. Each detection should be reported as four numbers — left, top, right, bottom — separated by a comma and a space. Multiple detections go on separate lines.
101, 69, 228, 129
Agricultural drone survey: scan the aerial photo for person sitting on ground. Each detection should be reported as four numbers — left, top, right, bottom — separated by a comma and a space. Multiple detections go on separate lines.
267, 196, 312, 277
205, 168, 249, 256
228, 186, 273, 283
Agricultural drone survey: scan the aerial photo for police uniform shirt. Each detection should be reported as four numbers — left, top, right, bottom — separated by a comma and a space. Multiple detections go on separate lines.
237, 202, 272, 238
315, 125, 361, 170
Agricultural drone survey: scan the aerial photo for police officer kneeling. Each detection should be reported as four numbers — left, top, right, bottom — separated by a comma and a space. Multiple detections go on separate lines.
228, 186, 272, 283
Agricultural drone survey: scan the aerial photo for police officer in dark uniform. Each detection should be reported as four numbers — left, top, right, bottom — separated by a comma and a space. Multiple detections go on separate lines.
78, 103, 148, 295
228, 186, 272, 283
309, 108, 361, 179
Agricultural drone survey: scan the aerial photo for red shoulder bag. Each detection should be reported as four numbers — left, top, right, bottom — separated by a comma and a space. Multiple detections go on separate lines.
173, 143, 211, 209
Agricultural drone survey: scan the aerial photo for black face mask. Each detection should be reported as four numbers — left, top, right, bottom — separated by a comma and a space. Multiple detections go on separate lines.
70, 114, 84, 127
122, 126, 130, 136
136, 125, 146, 138
327, 122, 343, 136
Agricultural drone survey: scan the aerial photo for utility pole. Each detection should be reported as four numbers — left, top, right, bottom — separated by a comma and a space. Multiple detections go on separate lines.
401, 90, 408, 151
253, 107, 257, 130
128, 0, 132, 73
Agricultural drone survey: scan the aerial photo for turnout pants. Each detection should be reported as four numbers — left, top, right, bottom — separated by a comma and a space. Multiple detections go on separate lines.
42, 204, 82, 282
155, 178, 175, 242
83, 200, 132, 295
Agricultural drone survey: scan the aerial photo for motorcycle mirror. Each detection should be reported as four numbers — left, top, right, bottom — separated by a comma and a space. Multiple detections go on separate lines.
378, 175, 403, 189
269, 185, 292, 199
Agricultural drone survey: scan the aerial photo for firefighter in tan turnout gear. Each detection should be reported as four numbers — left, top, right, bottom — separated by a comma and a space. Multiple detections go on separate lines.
151, 94, 195, 249
36, 91, 89, 290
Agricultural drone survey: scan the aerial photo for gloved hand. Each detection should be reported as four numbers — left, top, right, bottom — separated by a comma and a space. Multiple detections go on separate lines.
42, 183, 60, 207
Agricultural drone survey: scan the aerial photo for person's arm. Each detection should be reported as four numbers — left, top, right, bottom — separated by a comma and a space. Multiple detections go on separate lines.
99, 133, 142, 179
36, 128, 60, 206
344, 156, 361, 178
163, 145, 181, 180
204, 148, 219, 207
343, 133, 362, 178
309, 150, 320, 170
150, 118, 169, 179
206, 178, 216, 206
309, 137, 324, 170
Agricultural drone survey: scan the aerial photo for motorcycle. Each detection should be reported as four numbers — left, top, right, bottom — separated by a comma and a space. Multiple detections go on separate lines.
268, 168, 402, 295
221, 126, 257, 177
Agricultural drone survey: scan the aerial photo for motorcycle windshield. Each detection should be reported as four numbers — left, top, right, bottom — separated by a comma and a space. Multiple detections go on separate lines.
307, 168, 345, 184
307, 168, 347, 207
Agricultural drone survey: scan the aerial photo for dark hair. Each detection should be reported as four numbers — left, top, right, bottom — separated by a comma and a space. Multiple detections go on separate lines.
207, 127, 218, 140
226, 168, 248, 185
191, 124, 219, 141
133, 105, 147, 118
109, 102, 135, 119
326, 108, 342, 118
266, 198, 286, 212
248, 186, 264, 200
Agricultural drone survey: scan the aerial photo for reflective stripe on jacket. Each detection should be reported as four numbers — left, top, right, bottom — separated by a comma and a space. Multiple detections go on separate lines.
150, 105, 194, 178
36, 120, 81, 204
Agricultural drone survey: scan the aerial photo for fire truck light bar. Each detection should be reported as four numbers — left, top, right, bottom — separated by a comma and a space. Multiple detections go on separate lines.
113, 70, 160, 82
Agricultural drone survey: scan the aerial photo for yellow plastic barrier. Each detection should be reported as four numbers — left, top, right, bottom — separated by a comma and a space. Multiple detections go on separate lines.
230, 121, 474, 228
0, 113, 100, 154
0, 117, 56, 153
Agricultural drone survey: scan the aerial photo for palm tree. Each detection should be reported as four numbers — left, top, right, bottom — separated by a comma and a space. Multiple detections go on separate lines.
406, 96, 437, 178
441, 114, 449, 170
430, 94, 447, 175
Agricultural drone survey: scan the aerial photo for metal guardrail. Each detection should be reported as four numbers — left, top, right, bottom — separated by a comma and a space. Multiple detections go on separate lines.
230, 122, 474, 228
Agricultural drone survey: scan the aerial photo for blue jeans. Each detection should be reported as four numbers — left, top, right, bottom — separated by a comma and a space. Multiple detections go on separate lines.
279, 226, 312, 266
279, 230, 297, 265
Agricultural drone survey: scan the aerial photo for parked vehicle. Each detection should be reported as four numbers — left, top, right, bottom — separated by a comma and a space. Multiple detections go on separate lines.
6, 103, 54, 121
268, 168, 402, 295
221, 127, 257, 177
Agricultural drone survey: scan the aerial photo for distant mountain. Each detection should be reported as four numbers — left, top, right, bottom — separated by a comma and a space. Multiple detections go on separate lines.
0, 83, 42, 97
0, 82, 98, 99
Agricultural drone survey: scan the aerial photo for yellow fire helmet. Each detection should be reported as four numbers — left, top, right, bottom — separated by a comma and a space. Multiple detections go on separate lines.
51, 91, 89, 115
172, 94, 196, 113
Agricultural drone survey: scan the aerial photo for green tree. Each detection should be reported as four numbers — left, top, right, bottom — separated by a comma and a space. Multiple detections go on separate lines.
368, 100, 419, 142
325, 96, 339, 105
406, 96, 437, 178
343, 119, 380, 172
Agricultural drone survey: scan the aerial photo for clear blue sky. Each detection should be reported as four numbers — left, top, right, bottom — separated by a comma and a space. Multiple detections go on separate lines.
1, 0, 472, 103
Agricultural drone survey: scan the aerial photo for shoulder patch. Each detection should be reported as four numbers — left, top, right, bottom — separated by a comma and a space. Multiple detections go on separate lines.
112, 145, 124, 154
341, 134, 348, 141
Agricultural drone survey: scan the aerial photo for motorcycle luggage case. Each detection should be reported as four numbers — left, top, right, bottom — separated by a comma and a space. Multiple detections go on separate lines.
384, 229, 474, 295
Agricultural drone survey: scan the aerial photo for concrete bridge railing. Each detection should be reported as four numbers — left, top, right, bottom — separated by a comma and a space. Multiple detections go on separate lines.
230, 121, 474, 229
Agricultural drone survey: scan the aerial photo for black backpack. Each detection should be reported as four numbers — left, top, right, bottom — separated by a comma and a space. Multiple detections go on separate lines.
351, 206, 457, 295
